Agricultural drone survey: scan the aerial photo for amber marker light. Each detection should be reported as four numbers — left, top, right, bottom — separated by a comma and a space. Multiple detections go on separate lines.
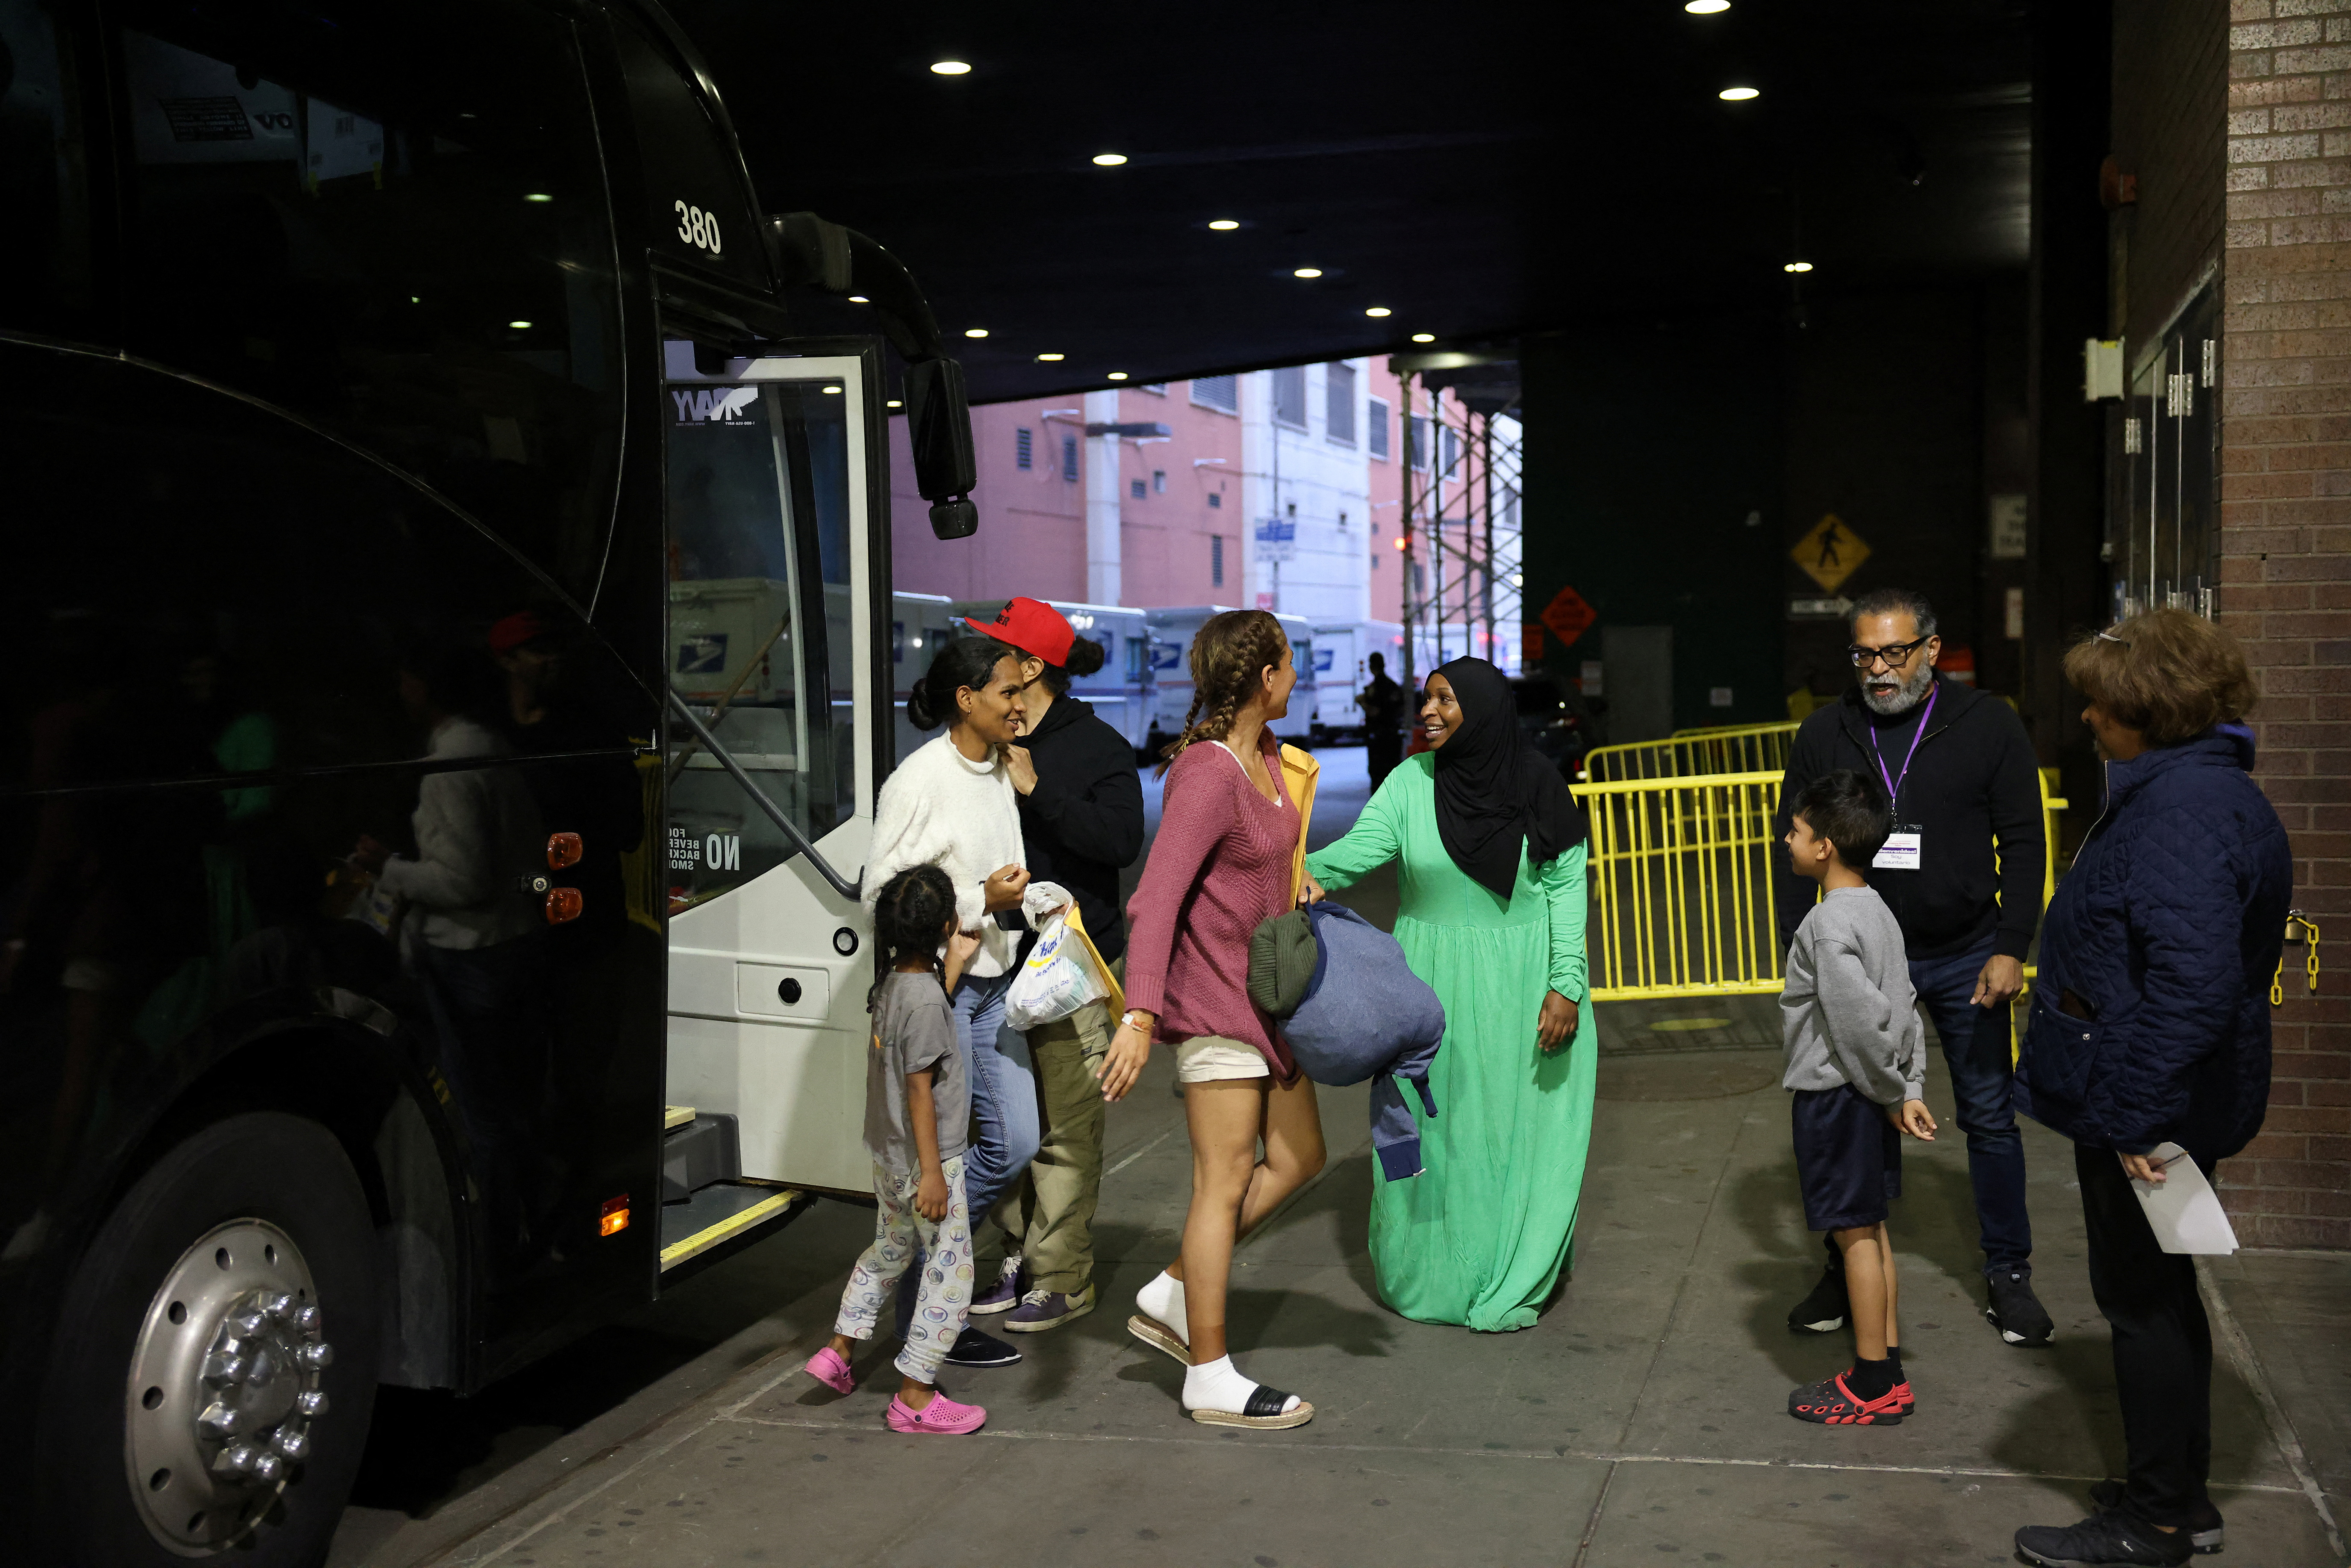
545, 887, 583, 925
599, 1195, 631, 1236
547, 831, 583, 869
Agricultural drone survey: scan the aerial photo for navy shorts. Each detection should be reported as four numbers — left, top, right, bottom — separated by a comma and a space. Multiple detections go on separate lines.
1791, 1083, 1902, 1232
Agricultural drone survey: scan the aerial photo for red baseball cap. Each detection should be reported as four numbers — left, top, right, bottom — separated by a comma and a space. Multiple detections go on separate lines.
488, 611, 545, 653
960, 596, 1075, 666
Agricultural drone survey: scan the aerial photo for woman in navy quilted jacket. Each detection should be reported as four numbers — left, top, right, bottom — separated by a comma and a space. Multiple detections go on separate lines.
2012, 609, 2292, 1568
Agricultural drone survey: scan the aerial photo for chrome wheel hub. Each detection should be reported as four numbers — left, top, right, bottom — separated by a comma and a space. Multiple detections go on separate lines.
125, 1220, 334, 1555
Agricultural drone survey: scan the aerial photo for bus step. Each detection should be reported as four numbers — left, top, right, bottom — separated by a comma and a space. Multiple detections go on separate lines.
659, 1181, 805, 1272
661, 1113, 740, 1202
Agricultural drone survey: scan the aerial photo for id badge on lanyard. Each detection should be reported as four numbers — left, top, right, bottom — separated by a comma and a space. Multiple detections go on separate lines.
1869, 687, 1936, 872
1875, 825, 1924, 872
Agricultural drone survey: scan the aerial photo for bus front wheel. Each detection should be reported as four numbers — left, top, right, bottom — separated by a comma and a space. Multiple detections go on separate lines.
37, 1112, 381, 1567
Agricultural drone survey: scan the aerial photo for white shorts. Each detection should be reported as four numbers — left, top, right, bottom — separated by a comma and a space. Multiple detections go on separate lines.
1175, 1034, 1271, 1084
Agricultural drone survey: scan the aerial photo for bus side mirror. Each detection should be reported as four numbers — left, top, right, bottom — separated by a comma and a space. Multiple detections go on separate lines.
905, 358, 978, 540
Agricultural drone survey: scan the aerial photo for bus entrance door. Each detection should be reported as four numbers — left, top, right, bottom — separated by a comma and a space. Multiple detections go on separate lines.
657, 342, 880, 1266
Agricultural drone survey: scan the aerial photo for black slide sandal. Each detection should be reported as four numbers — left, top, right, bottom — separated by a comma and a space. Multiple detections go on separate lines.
1188, 1382, 1315, 1430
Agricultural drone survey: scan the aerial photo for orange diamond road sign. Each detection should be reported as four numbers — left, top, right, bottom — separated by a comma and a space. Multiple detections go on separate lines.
1539, 585, 1597, 648
1792, 512, 1869, 594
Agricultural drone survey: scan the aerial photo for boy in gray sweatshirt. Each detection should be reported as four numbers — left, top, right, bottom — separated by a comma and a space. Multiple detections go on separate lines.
1780, 769, 1938, 1427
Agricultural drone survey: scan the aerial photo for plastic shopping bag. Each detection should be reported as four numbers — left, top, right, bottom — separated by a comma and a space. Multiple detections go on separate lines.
1004, 904, 1120, 1031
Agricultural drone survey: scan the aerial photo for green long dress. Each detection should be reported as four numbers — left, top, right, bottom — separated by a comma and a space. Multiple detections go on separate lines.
1304, 753, 1597, 1332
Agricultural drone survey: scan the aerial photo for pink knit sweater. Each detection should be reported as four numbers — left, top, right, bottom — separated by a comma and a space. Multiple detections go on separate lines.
1122, 731, 1299, 1077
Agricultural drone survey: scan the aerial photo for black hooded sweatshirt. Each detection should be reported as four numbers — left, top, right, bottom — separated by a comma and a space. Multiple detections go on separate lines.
1016, 695, 1144, 961
1772, 674, 2045, 964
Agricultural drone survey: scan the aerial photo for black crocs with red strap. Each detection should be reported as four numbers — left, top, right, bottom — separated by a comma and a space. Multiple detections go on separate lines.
1788, 1369, 1907, 1425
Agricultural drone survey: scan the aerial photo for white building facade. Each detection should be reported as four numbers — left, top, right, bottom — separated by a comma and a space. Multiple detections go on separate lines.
1239, 360, 1373, 625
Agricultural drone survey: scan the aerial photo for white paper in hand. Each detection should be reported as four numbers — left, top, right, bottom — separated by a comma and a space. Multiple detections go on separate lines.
2123, 1142, 2239, 1255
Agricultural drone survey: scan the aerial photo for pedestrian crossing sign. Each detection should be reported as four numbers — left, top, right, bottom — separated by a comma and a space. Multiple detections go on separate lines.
1791, 513, 1868, 594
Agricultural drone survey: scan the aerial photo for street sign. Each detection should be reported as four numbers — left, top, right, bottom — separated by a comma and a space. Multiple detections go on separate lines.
1538, 584, 1596, 648
1791, 513, 1869, 593
1253, 517, 1296, 562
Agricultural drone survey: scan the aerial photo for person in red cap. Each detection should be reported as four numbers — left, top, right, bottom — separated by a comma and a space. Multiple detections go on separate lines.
955, 598, 1143, 1335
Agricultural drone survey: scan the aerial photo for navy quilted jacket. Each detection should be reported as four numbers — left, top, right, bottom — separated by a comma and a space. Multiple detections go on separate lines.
2017, 728, 2292, 1161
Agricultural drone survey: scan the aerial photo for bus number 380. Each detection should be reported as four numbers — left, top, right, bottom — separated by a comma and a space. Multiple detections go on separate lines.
675, 200, 723, 255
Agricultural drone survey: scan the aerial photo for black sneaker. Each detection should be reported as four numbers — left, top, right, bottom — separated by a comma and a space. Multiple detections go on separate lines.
2089, 1480, 2223, 1555
1985, 1269, 2053, 1346
2015, 1509, 2192, 1566
941, 1326, 1022, 1368
1787, 1237, 1848, 1333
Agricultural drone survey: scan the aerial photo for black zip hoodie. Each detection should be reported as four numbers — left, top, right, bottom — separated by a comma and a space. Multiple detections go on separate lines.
1016, 694, 1144, 961
1772, 675, 2045, 963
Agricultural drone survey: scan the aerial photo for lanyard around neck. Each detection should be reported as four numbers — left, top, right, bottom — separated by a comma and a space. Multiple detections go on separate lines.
1867, 684, 1938, 811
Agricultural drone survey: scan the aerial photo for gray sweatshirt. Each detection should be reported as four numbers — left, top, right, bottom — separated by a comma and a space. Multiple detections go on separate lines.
1780, 886, 1926, 1105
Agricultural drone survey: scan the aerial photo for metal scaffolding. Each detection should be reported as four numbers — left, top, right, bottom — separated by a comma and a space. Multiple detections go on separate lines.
1394, 365, 1523, 695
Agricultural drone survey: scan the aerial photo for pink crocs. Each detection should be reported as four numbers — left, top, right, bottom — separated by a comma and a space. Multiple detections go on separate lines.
885, 1390, 987, 1435
803, 1345, 855, 1395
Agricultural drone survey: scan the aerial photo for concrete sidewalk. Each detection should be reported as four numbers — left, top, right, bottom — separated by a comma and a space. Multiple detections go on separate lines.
383, 1017, 2342, 1568
328, 748, 2346, 1568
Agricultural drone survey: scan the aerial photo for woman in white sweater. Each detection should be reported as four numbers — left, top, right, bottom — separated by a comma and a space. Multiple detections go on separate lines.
861, 634, 1037, 1369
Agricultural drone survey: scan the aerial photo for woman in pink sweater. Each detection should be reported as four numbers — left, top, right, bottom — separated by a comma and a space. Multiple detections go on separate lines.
1099, 610, 1324, 1430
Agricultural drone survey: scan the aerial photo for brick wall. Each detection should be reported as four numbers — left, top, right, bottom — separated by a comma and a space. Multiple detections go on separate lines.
2217, 0, 2351, 1249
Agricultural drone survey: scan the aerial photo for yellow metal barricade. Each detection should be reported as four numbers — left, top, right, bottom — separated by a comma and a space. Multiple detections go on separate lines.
1581, 720, 1800, 784
1572, 763, 2068, 1005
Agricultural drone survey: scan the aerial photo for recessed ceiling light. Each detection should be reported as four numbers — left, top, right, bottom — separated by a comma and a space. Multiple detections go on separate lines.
964, 328, 989, 338
822, 385, 842, 394
1411, 333, 1436, 343
887, 399, 904, 408
1037, 353, 1065, 362
1107, 371, 1129, 380
1293, 267, 1323, 279
1685, 0, 1729, 12
1365, 307, 1392, 318
847, 295, 870, 303
508, 320, 532, 329
1719, 85, 1759, 101
523, 193, 553, 203
1092, 153, 1128, 167
929, 60, 971, 75
1208, 218, 1240, 231
1783, 260, 1814, 274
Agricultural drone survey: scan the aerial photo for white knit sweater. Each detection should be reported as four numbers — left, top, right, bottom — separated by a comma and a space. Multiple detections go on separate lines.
863, 732, 1027, 978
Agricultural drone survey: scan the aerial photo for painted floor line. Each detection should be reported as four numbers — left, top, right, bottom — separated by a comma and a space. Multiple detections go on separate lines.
716, 1412, 2307, 1492
1101, 1122, 1182, 1181
438, 1356, 817, 1567
2198, 1257, 2348, 1559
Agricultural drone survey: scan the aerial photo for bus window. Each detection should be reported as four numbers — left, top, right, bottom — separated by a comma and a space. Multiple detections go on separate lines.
0, 0, 100, 339
663, 343, 857, 911
110, 0, 623, 604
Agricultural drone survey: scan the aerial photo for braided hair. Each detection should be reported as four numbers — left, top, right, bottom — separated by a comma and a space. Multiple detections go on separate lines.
1156, 608, 1289, 777
867, 862, 958, 1012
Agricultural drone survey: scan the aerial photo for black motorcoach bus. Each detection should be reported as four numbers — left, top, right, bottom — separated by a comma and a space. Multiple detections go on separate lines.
1, 1, 978, 1559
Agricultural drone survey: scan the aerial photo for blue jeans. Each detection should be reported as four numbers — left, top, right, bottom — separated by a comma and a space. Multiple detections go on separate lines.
897, 969, 1038, 1335
1907, 939, 2033, 1274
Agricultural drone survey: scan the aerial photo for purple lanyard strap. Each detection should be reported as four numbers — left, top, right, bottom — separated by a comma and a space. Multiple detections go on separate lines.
1869, 685, 1937, 813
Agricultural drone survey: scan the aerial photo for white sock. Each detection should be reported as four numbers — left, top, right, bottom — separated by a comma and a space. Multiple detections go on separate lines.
1135, 1269, 1188, 1344
1181, 1354, 1299, 1416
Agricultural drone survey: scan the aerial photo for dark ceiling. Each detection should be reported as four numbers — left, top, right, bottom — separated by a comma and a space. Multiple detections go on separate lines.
669, 0, 2033, 404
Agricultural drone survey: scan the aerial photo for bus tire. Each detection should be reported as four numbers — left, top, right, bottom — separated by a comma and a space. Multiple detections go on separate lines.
35, 1112, 381, 1568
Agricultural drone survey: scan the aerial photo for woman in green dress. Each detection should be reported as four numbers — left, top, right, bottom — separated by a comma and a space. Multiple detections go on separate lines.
1301, 656, 1596, 1331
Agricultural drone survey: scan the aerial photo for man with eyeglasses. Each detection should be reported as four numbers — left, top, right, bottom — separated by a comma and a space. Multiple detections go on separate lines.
1773, 587, 2053, 1350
